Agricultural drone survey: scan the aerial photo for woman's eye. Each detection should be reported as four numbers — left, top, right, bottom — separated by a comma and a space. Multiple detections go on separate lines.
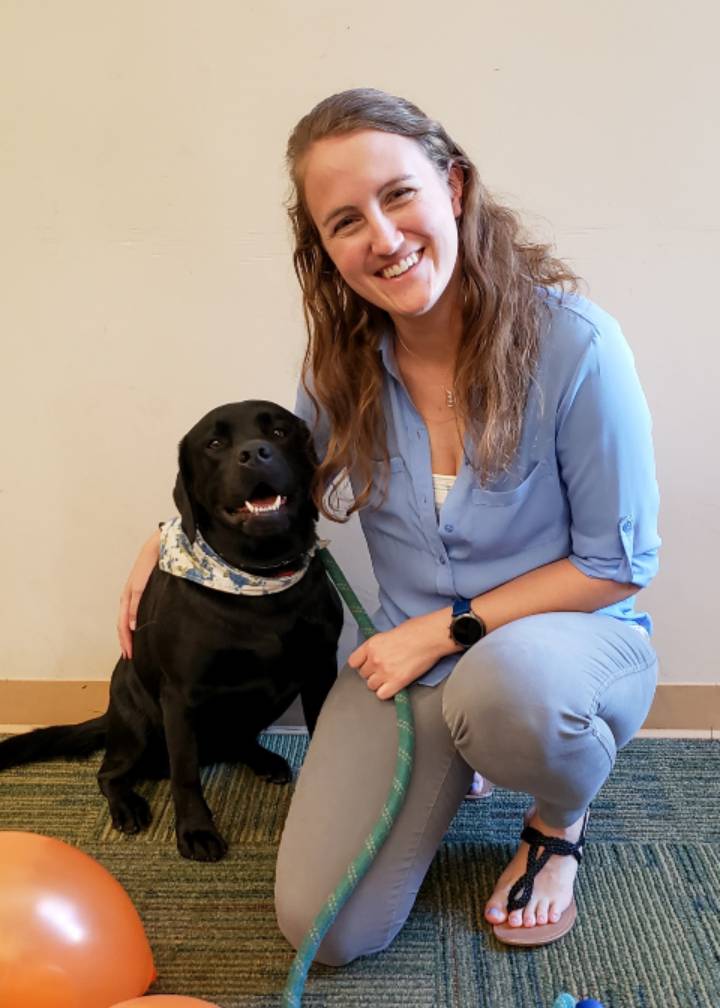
389, 187, 413, 201
332, 216, 356, 235
272, 427, 287, 439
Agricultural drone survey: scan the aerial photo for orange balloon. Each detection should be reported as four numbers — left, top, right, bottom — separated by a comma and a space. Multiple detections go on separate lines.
112, 999, 221, 1006
0, 831, 156, 1008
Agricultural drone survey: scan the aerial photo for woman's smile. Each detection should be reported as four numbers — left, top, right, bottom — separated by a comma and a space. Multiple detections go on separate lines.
377, 248, 424, 280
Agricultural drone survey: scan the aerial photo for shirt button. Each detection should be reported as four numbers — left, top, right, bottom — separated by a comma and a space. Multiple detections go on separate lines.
622, 519, 633, 532
444, 524, 454, 533
439, 555, 447, 565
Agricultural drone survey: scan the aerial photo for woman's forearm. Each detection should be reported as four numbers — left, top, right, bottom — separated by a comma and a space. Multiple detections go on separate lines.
352, 558, 641, 699
427, 558, 640, 658
470, 557, 639, 634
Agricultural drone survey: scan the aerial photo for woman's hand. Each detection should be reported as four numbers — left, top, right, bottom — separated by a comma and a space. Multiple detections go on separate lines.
348, 608, 459, 700
117, 530, 161, 659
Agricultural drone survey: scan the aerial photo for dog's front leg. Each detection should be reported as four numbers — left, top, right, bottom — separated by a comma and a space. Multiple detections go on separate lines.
160, 688, 228, 862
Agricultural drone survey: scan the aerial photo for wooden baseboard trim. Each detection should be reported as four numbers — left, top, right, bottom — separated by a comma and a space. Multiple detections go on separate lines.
643, 684, 719, 732
0, 680, 718, 731
0, 680, 110, 728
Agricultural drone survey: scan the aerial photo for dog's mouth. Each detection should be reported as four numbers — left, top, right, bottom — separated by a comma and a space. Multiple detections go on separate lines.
222, 482, 289, 523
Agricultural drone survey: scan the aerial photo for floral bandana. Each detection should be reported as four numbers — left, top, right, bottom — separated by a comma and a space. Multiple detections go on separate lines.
159, 517, 314, 596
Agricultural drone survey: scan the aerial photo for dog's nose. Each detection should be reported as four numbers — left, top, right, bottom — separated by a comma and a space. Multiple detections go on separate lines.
237, 439, 275, 467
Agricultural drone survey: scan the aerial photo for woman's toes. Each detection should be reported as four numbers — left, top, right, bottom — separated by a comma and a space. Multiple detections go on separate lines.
468, 772, 484, 796
522, 906, 536, 927
508, 909, 524, 927
548, 901, 562, 923
535, 898, 550, 925
485, 903, 506, 924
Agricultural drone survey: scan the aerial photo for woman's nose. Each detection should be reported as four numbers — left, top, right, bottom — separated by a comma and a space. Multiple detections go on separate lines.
368, 212, 403, 257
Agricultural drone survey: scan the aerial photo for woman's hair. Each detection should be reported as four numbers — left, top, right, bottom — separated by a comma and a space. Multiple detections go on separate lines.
286, 88, 578, 520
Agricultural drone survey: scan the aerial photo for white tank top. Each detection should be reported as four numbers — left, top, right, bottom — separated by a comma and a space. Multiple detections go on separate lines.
432, 473, 456, 515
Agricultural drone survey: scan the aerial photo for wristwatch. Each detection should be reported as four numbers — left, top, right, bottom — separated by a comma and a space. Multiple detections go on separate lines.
449, 597, 487, 648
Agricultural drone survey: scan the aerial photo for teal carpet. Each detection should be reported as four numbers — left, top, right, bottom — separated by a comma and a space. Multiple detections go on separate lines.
0, 735, 718, 1007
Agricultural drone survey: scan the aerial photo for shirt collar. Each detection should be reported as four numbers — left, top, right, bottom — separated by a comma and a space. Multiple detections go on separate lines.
378, 328, 402, 382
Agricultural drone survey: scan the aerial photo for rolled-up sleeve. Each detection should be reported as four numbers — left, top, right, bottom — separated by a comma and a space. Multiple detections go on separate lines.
556, 316, 660, 587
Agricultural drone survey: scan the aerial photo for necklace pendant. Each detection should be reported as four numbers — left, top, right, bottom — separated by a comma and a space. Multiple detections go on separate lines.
445, 388, 455, 409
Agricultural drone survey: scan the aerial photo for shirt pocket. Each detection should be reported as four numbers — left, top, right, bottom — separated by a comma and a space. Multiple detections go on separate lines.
467, 459, 568, 558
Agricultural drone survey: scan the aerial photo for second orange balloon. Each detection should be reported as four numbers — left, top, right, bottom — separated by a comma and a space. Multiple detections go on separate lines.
112, 998, 222, 1007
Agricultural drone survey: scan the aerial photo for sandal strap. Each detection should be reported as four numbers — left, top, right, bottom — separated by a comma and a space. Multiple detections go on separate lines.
521, 826, 585, 863
506, 811, 589, 913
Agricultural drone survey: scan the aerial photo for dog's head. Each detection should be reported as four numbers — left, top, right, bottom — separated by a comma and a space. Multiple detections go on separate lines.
173, 401, 319, 569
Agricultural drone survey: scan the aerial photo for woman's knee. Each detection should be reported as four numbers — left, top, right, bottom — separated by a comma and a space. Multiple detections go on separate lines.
442, 626, 556, 748
442, 613, 658, 751
274, 878, 393, 967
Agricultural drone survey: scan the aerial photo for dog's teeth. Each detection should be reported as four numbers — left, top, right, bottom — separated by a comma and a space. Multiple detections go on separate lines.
244, 495, 285, 515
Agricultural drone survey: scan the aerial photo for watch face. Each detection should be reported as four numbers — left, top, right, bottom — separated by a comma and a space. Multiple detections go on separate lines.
452, 614, 485, 648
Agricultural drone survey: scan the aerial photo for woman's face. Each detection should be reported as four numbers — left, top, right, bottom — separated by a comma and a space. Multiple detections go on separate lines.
301, 130, 462, 324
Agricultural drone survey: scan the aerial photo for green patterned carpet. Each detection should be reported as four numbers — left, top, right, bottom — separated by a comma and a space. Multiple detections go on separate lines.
1, 734, 718, 1007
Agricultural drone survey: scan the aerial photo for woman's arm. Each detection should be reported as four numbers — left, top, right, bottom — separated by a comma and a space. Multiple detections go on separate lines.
462, 557, 638, 633
349, 558, 639, 700
117, 530, 161, 659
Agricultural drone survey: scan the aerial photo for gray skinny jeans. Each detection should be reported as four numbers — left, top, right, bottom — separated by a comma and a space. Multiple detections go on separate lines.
274, 611, 658, 966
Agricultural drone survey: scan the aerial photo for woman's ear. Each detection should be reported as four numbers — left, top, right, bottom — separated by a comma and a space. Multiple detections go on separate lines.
449, 162, 464, 218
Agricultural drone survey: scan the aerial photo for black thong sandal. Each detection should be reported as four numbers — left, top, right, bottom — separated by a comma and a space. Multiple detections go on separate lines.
492, 806, 590, 947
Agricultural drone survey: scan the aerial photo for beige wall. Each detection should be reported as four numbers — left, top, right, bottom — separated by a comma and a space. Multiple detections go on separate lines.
1, 1, 718, 688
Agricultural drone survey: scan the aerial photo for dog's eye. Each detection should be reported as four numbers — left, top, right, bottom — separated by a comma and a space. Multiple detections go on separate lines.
207, 438, 225, 450
272, 427, 287, 439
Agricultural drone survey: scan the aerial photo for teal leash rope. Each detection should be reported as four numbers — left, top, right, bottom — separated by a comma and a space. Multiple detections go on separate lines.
281, 546, 415, 1007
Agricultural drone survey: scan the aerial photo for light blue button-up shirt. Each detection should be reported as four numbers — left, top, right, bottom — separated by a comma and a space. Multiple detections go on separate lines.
295, 289, 660, 686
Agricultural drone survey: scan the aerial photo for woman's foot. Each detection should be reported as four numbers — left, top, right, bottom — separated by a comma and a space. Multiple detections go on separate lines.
484, 806, 586, 928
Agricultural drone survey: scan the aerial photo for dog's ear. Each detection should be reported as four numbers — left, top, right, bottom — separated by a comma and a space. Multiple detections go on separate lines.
173, 436, 198, 543
295, 418, 320, 522
297, 417, 319, 468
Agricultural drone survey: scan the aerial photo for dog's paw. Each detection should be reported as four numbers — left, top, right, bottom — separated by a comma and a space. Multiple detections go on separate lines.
244, 746, 293, 784
177, 825, 229, 862
110, 792, 152, 834
257, 755, 292, 784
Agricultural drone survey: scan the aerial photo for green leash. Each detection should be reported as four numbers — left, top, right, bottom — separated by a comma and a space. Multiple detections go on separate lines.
281, 546, 415, 1006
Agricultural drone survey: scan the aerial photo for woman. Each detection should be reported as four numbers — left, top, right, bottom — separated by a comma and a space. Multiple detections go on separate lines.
119, 89, 660, 962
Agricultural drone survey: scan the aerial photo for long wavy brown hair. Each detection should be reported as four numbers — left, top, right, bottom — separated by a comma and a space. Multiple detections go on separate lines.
286, 88, 578, 520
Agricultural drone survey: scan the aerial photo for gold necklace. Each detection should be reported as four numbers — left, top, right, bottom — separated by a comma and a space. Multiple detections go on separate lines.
395, 334, 457, 409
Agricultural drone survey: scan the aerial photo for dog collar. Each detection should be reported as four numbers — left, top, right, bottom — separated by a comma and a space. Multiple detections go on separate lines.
159, 517, 314, 596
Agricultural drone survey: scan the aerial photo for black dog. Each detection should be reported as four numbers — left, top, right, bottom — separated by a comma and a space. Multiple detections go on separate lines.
0, 401, 342, 860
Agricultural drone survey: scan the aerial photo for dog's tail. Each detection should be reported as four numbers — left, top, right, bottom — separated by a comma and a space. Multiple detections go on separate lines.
0, 715, 108, 771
